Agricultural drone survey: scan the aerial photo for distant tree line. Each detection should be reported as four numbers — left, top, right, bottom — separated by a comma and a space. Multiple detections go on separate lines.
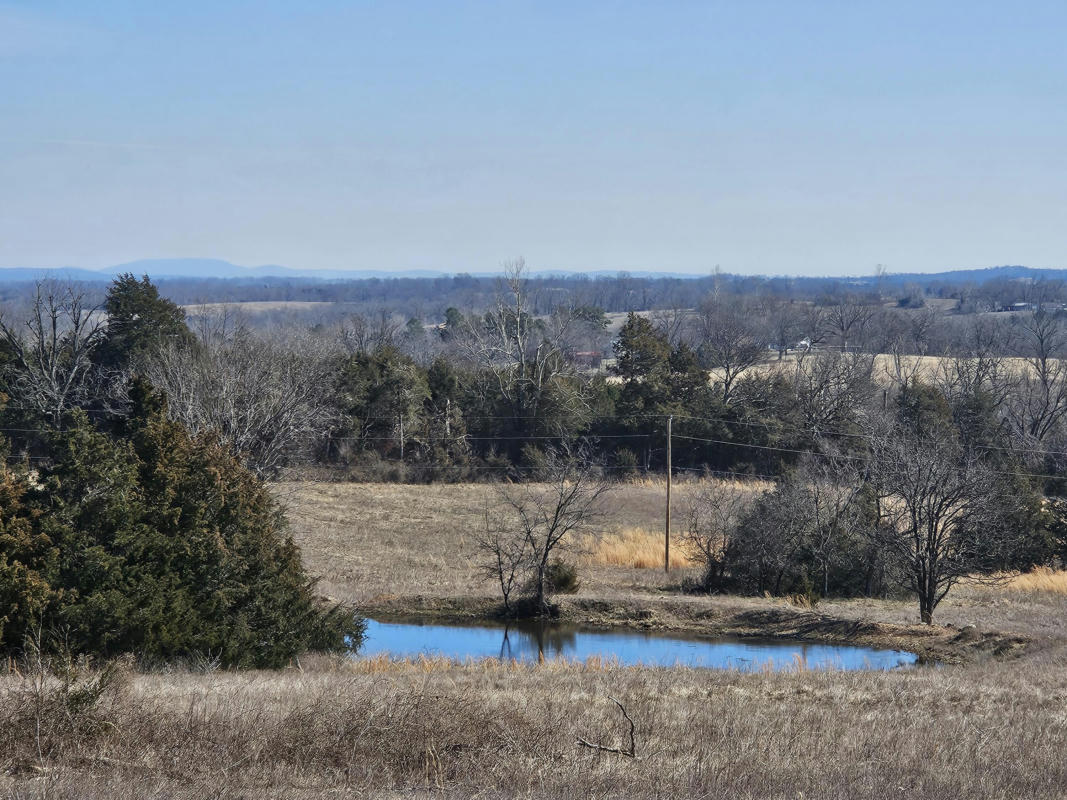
7, 267, 1067, 490
5, 264, 1067, 328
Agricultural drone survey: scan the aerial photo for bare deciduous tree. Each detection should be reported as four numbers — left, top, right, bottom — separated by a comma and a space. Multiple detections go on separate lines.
790, 351, 876, 439
761, 299, 804, 360
825, 295, 875, 353
459, 259, 589, 434
696, 300, 768, 404
0, 282, 108, 425
1004, 312, 1067, 444
867, 426, 1016, 623
477, 444, 609, 615
477, 504, 530, 616
338, 310, 405, 355
801, 304, 831, 350
935, 317, 1008, 403
649, 306, 692, 347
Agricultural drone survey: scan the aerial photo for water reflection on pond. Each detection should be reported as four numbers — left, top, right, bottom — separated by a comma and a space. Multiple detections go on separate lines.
357, 618, 917, 671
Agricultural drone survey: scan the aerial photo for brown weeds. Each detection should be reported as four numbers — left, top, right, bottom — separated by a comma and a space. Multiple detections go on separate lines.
2, 657, 1067, 799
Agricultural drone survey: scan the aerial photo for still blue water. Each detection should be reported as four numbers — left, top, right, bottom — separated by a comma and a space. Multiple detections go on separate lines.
356, 619, 917, 671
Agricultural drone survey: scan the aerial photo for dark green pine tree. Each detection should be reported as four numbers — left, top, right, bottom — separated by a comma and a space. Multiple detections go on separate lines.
10, 385, 359, 666
0, 461, 56, 649
95, 273, 194, 370
611, 313, 671, 382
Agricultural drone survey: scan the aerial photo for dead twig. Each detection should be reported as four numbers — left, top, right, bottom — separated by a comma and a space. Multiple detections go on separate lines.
576, 697, 637, 759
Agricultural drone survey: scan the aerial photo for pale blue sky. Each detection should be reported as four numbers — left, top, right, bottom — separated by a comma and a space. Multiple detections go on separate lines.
2, 1, 1065, 275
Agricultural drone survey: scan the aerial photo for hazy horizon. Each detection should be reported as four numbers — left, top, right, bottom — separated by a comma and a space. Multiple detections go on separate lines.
3, 1, 1065, 276
0, 256, 1054, 281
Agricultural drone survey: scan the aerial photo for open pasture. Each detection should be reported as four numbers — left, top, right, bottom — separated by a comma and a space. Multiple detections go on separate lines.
279, 480, 1067, 640
277, 478, 770, 603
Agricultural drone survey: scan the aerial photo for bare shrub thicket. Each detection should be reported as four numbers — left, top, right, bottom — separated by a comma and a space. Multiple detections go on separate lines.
0, 282, 109, 424
3, 630, 131, 771
145, 313, 337, 475
681, 481, 757, 590
684, 458, 886, 601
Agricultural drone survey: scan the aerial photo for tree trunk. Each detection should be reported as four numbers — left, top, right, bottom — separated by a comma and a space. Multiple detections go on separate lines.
534, 564, 547, 616
919, 590, 934, 624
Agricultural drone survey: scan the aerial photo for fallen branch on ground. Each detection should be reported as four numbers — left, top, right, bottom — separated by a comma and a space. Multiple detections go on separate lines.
576, 697, 637, 758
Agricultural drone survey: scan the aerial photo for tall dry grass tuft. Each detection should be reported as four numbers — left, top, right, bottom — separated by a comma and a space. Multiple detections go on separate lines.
999, 567, 1067, 595
586, 527, 693, 569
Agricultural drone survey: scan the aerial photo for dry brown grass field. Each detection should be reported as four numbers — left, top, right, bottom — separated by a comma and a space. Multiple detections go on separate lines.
4, 479, 1066, 799
1001, 566, 1067, 595
3, 653, 1067, 799
278, 480, 1067, 639
599, 349, 1051, 389
276, 478, 772, 603
703, 351, 1048, 388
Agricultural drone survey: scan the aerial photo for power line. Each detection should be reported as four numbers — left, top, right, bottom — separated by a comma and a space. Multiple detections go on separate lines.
671, 432, 1067, 483
671, 432, 861, 459
3, 403, 1067, 482
325, 408, 1067, 460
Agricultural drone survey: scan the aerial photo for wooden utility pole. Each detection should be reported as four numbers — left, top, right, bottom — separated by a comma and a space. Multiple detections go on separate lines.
665, 414, 672, 573
399, 415, 405, 460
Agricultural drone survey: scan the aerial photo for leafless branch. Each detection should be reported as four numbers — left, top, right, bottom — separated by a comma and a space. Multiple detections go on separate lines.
576, 697, 637, 759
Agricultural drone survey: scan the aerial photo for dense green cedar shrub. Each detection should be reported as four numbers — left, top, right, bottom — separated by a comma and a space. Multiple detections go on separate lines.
0, 384, 360, 667
94, 273, 195, 370
0, 467, 54, 647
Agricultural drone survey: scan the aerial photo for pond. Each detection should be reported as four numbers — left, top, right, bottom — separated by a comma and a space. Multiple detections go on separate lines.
356, 618, 917, 671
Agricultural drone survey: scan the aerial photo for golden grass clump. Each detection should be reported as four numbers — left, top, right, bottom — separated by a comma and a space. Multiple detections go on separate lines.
586, 527, 694, 569
999, 566, 1067, 595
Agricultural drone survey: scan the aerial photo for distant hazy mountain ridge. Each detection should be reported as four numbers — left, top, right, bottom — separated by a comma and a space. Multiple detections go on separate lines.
0, 259, 1064, 285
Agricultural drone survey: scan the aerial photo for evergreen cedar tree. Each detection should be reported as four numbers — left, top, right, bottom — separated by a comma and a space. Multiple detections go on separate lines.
612, 313, 672, 381
0, 381, 358, 667
95, 273, 195, 369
